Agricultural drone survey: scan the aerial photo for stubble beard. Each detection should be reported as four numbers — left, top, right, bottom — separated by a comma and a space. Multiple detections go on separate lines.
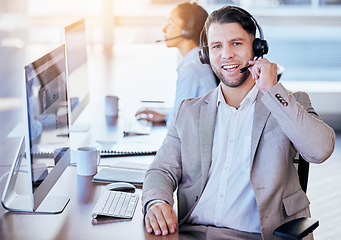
212, 65, 250, 88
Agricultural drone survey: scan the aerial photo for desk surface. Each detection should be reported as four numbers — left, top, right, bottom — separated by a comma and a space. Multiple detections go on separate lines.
2, 165, 256, 240
0, 112, 173, 240
0, 165, 179, 240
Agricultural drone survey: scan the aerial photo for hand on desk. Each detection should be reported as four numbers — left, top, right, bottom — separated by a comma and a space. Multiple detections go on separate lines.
136, 110, 166, 123
145, 202, 178, 236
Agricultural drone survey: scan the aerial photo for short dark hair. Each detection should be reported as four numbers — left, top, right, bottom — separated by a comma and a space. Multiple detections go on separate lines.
204, 6, 256, 37
175, 2, 208, 45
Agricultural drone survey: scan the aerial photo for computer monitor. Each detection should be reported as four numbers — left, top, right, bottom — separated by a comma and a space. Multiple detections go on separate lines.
64, 18, 91, 132
1, 45, 70, 213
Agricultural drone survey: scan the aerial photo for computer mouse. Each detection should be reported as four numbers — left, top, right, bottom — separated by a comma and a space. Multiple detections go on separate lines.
105, 182, 136, 192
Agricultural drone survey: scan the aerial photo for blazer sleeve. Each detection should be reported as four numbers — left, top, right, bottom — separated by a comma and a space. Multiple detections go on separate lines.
141, 99, 186, 214
261, 82, 335, 163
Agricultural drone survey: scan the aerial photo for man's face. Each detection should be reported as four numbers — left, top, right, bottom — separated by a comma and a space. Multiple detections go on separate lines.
207, 22, 254, 88
162, 9, 184, 48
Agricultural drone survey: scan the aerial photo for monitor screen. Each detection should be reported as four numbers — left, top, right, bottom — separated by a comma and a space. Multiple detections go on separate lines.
2, 45, 70, 213
64, 18, 90, 128
23, 44, 70, 212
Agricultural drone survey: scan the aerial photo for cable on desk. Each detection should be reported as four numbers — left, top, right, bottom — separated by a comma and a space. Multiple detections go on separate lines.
0, 169, 28, 184
0, 171, 10, 184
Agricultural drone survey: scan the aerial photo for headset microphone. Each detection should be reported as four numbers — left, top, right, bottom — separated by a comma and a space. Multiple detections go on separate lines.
155, 35, 183, 43
239, 64, 253, 73
239, 56, 261, 73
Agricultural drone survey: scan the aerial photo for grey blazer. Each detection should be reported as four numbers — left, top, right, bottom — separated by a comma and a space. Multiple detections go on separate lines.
142, 83, 335, 240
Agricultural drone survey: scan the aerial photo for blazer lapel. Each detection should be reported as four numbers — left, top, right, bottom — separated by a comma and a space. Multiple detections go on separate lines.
199, 88, 218, 189
251, 91, 271, 165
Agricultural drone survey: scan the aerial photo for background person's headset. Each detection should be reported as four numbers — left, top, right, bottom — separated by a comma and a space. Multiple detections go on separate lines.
156, 16, 196, 42
198, 6, 269, 65
179, 16, 196, 40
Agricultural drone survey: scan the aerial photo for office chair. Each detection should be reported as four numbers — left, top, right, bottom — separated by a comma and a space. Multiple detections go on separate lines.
273, 154, 319, 239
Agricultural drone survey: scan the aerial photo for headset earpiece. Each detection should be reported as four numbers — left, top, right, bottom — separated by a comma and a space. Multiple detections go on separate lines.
199, 46, 210, 64
198, 29, 210, 64
181, 15, 196, 40
181, 29, 192, 39
253, 38, 269, 58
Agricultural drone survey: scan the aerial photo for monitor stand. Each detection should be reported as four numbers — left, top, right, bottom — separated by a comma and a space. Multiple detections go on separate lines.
1, 137, 69, 214
2, 195, 69, 214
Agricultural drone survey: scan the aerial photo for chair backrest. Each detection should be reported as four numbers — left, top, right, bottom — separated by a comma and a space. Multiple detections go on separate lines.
294, 154, 310, 193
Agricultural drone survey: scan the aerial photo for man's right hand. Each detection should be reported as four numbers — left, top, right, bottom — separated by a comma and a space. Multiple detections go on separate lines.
135, 110, 166, 123
144, 202, 178, 236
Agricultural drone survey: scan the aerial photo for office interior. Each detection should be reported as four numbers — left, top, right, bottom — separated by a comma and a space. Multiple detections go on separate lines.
0, 0, 340, 239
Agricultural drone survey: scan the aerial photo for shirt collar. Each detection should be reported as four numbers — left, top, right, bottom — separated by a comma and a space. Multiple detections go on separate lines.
217, 83, 258, 109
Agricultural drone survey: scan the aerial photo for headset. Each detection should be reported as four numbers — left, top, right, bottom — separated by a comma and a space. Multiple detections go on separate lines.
181, 16, 196, 40
199, 6, 269, 65
156, 15, 196, 43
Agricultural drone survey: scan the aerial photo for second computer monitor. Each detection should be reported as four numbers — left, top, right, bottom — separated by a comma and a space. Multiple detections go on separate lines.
65, 18, 90, 131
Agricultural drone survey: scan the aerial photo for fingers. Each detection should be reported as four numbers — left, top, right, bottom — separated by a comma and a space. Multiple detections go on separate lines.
135, 110, 152, 117
144, 202, 177, 236
162, 206, 178, 234
135, 110, 155, 122
136, 111, 166, 123
248, 58, 277, 93
145, 212, 162, 235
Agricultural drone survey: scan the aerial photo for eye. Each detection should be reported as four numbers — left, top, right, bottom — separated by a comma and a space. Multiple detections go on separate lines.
233, 42, 242, 46
211, 44, 222, 50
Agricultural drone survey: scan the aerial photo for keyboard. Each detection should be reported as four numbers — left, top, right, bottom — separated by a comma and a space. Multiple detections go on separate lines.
100, 150, 157, 158
123, 119, 152, 136
92, 190, 139, 219
33, 149, 157, 158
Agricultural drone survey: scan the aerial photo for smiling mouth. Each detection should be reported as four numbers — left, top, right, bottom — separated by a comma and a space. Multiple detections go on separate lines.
222, 64, 239, 71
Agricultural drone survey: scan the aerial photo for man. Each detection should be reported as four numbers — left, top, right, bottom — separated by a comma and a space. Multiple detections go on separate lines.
136, 2, 217, 126
142, 6, 335, 240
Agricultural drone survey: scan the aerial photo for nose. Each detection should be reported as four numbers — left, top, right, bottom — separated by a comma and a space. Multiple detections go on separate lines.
162, 25, 167, 34
221, 45, 234, 59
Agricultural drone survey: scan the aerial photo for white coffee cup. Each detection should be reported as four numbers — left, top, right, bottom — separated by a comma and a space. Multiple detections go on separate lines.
105, 95, 119, 116
77, 147, 100, 176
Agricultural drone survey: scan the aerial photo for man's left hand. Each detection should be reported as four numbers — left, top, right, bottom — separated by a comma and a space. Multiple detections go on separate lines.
249, 58, 277, 93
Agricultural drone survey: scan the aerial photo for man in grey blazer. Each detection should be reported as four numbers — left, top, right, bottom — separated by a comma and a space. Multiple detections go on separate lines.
142, 6, 335, 240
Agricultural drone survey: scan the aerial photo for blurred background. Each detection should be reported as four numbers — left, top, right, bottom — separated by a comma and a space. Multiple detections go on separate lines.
0, 1, 341, 239
1, 0, 341, 138
1, 0, 340, 81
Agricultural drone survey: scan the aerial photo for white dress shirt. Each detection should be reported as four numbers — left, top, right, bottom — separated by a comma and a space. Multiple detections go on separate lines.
188, 84, 261, 233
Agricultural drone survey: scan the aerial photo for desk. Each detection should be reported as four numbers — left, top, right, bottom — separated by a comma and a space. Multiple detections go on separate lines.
1, 166, 261, 240
0, 165, 174, 240
0, 116, 172, 240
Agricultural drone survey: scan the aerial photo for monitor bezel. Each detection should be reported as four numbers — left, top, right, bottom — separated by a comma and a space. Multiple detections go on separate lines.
64, 18, 90, 127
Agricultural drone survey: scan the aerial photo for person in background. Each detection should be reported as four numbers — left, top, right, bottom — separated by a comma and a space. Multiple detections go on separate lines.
136, 2, 217, 126
142, 5, 335, 239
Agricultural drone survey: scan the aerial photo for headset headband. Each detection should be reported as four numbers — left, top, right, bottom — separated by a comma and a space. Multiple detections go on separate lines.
230, 6, 264, 40
199, 6, 269, 65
